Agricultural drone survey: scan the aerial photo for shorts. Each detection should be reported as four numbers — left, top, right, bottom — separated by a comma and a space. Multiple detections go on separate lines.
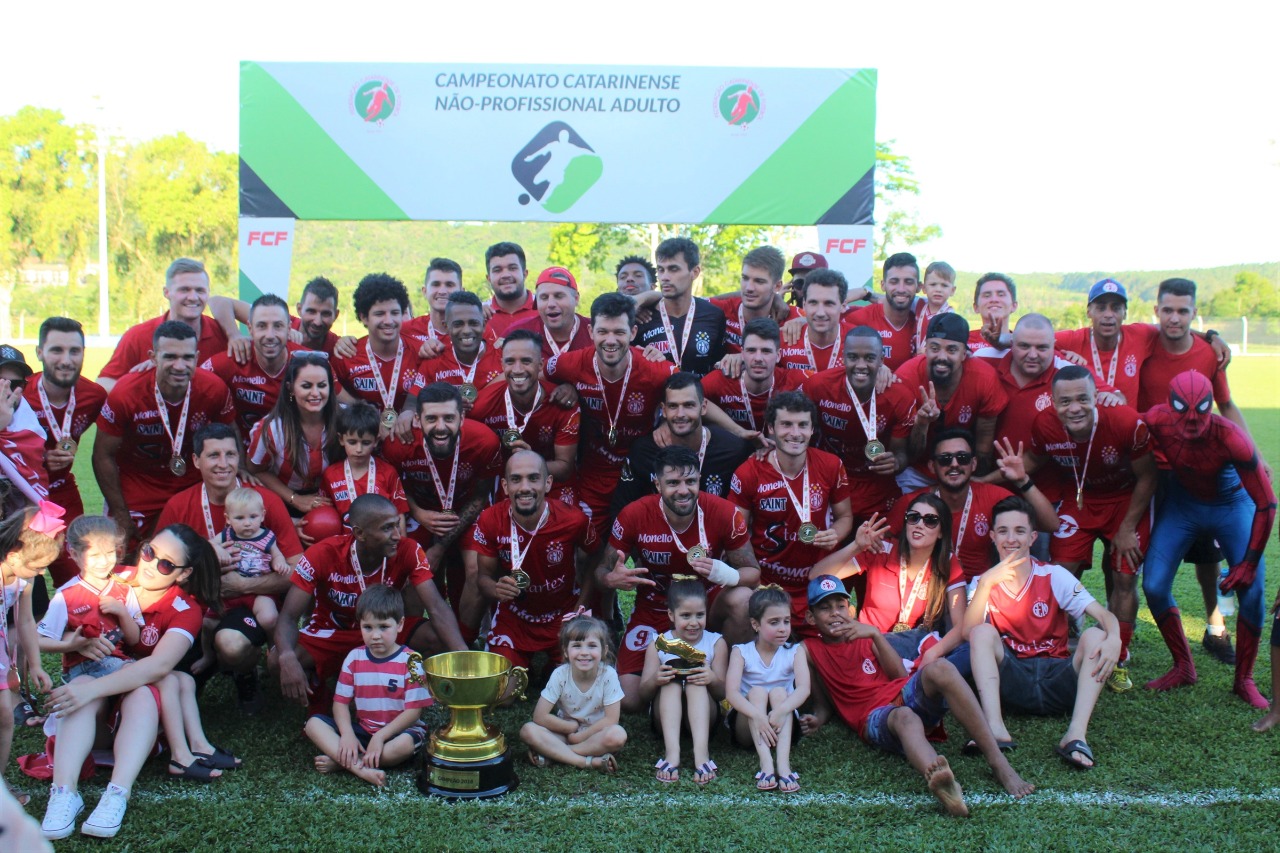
299, 618, 422, 714
310, 714, 426, 752
1183, 534, 1223, 565
65, 656, 131, 681
998, 653, 1077, 716
1050, 494, 1152, 573
651, 685, 725, 738
486, 609, 564, 670
222, 592, 278, 614
575, 478, 619, 546
217, 606, 269, 647
863, 671, 948, 754
617, 598, 721, 676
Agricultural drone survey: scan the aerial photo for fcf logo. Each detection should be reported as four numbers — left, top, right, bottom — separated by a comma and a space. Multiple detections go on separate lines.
247, 231, 289, 246
825, 238, 868, 254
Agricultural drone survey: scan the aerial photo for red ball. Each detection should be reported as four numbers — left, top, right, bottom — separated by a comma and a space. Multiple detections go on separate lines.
302, 505, 344, 541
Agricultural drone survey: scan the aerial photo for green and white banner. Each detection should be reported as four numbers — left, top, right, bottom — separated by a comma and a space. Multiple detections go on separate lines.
239, 61, 876, 296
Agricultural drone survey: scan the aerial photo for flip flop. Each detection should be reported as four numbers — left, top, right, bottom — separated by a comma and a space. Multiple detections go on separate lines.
13, 692, 44, 728
526, 749, 548, 768
192, 746, 242, 770
169, 758, 222, 782
693, 760, 718, 786
5, 779, 31, 806
961, 739, 1017, 756
654, 759, 679, 783
589, 753, 618, 774
754, 771, 777, 791
1055, 739, 1095, 770
778, 772, 801, 793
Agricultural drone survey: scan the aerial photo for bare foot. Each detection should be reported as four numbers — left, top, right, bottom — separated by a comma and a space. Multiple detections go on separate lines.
993, 762, 1035, 799
1253, 711, 1280, 732
352, 763, 387, 787
314, 755, 337, 774
190, 655, 217, 677
925, 756, 969, 817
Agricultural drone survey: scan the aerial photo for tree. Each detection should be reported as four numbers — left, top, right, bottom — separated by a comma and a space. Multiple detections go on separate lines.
874, 140, 942, 259
1205, 271, 1280, 319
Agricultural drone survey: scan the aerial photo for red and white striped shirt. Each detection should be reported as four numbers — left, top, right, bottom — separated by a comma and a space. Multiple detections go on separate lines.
334, 644, 433, 731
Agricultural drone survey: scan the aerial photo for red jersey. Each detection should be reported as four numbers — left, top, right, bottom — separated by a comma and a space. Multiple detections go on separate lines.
804, 637, 907, 738
486, 292, 538, 339
468, 500, 596, 623
289, 315, 339, 357
96, 370, 236, 514
199, 346, 300, 438
982, 559, 1094, 658
1055, 324, 1158, 406
37, 575, 143, 671
319, 458, 410, 523
0, 430, 49, 501
608, 493, 750, 616
335, 645, 433, 731
156, 482, 304, 558
801, 368, 916, 516
331, 335, 429, 412
1030, 404, 1150, 498
401, 315, 451, 351
710, 295, 801, 353
701, 367, 808, 432
292, 536, 434, 635
247, 416, 328, 492
896, 355, 1008, 476
852, 542, 965, 632
23, 375, 107, 503
842, 303, 916, 371
420, 344, 505, 390
987, 352, 1059, 456
728, 449, 850, 592
778, 325, 852, 372
115, 567, 204, 659
98, 314, 229, 382
380, 420, 503, 512
467, 380, 580, 503
503, 313, 594, 360
891, 482, 1012, 581
1137, 335, 1231, 413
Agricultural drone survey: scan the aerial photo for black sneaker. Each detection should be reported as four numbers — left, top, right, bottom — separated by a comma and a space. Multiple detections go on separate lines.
234, 669, 265, 715
1202, 630, 1236, 665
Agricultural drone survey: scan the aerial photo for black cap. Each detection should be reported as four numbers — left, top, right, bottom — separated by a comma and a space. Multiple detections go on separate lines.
0, 345, 32, 379
926, 313, 970, 344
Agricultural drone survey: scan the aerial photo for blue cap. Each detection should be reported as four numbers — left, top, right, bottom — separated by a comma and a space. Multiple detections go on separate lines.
807, 574, 850, 607
1087, 279, 1127, 304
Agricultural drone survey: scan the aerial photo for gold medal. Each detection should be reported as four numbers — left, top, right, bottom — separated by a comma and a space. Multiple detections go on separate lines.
798, 522, 819, 544
864, 439, 886, 460
607, 427, 619, 447
511, 568, 531, 591
891, 621, 911, 633
59, 438, 77, 454
169, 455, 187, 477
381, 408, 398, 430
502, 428, 523, 447
687, 545, 706, 562
459, 383, 478, 403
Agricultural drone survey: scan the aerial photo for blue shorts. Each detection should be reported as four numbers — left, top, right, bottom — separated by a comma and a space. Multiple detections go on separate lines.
66, 656, 131, 682
863, 671, 947, 755
310, 714, 426, 753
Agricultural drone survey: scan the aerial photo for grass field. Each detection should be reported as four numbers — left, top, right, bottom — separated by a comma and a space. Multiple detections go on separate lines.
10, 352, 1280, 851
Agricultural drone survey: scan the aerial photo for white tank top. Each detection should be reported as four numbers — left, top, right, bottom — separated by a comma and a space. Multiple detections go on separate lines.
735, 641, 798, 696
655, 629, 721, 667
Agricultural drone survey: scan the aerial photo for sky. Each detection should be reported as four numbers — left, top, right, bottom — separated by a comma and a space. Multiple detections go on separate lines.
4, 1, 1277, 273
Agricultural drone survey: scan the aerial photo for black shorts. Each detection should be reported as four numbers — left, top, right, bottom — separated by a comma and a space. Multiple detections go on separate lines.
216, 606, 268, 647
998, 653, 1077, 716
1183, 534, 1223, 565
310, 714, 426, 753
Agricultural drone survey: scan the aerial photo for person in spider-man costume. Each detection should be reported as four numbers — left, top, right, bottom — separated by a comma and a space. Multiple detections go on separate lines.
1142, 371, 1276, 710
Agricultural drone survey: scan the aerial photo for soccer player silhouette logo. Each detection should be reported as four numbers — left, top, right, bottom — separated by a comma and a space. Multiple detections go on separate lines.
511, 122, 603, 213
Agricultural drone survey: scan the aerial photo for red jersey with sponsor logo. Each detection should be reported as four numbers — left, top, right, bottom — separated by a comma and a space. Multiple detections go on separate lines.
468, 499, 595, 623
728, 449, 850, 593
545, 348, 676, 502
804, 636, 908, 738
96, 370, 236, 514
710, 295, 801, 353
701, 367, 809, 432
503, 313, 594, 360
897, 355, 1008, 476
156, 482, 304, 558
115, 567, 204, 659
1030, 404, 1149, 498
608, 493, 750, 616
842, 303, 916, 371
335, 645, 433, 732
331, 335, 429, 412
801, 368, 915, 517
401, 315, 451, 351
291, 536, 434, 635
778, 325, 854, 372
467, 380, 579, 503
319, 458, 409, 522
380, 420, 502, 512
23, 375, 107, 503
1137, 335, 1231, 414
486, 292, 539, 339
247, 417, 328, 492
1055, 324, 1158, 406
982, 559, 1094, 658
0, 430, 49, 500
420, 344, 505, 391
289, 315, 339, 357
37, 575, 144, 671
987, 352, 1060, 457
199, 346, 301, 438
890, 482, 1012, 581
99, 314, 229, 382
851, 542, 964, 632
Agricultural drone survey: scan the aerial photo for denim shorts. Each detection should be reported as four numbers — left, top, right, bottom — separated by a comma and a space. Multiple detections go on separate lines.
863, 671, 948, 755
66, 656, 131, 681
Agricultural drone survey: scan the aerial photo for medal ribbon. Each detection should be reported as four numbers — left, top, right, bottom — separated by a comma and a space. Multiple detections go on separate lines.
504, 384, 544, 435
897, 557, 931, 627
343, 457, 376, 505
769, 451, 812, 526
350, 545, 387, 594
737, 374, 774, 432
509, 503, 550, 578
804, 328, 841, 371
422, 438, 460, 512
365, 339, 404, 412
658, 299, 697, 366
934, 485, 973, 553
545, 317, 580, 359
592, 351, 633, 444
459, 343, 485, 386
1069, 417, 1099, 507
153, 378, 193, 464
200, 478, 243, 539
37, 379, 76, 444
662, 503, 708, 557
844, 378, 879, 445
1089, 331, 1120, 387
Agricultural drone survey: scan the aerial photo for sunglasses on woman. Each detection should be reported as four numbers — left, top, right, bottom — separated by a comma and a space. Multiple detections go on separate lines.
904, 511, 942, 529
140, 542, 190, 575
933, 452, 974, 467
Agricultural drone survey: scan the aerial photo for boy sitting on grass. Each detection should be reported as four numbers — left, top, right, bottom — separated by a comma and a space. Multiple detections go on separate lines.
964, 497, 1121, 771
800, 574, 1033, 816
303, 584, 431, 787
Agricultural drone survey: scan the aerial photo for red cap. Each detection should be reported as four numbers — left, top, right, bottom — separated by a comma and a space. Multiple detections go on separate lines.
788, 252, 828, 274
535, 266, 577, 292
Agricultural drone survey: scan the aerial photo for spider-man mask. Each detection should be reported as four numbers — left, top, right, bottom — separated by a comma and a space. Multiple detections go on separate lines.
1168, 370, 1213, 440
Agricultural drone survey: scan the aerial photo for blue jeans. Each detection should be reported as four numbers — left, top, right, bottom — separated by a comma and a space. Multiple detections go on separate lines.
1143, 469, 1266, 632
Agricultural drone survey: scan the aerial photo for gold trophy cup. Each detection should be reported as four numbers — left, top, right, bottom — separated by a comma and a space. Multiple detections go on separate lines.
408, 650, 528, 799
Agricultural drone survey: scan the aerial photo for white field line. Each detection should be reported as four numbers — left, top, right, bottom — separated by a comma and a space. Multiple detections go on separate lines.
124, 785, 1280, 810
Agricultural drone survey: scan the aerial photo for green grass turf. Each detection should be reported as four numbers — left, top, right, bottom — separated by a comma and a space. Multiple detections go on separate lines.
9, 353, 1280, 850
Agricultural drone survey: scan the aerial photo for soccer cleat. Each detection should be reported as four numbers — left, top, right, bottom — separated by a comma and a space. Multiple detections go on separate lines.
81, 783, 130, 838
1202, 629, 1236, 666
234, 669, 265, 716
1106, 665, 1133, 693
41, 785, 84, 839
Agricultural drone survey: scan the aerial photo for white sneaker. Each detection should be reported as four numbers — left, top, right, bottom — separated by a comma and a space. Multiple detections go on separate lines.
81, 783, 130, 838
41, 785, 84, 839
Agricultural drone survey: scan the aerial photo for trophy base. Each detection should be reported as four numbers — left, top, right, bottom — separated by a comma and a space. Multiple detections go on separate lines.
418, 749, 519, 800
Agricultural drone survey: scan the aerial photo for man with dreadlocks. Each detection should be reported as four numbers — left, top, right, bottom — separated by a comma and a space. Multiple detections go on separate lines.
1141, 370, 1275, 713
